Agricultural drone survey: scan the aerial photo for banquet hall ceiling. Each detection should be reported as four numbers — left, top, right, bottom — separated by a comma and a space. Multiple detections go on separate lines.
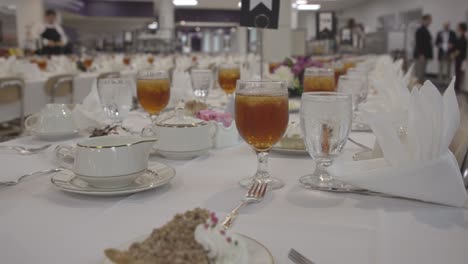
91, 0, 370, 11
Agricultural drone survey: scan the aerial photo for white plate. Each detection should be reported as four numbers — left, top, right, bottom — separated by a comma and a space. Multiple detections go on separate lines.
271, 146, 308, 155
102, 233, 274, 264
155, 148, 210, 160
51, 162, 175, 196
30, 129, 80, 141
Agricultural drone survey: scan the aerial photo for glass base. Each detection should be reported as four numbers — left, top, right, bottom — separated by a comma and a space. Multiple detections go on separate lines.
239, 177, 284, 190
299, 174, 362, 192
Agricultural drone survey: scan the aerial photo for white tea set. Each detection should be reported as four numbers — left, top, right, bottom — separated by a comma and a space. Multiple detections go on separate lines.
53, 135, 175, 195
152, 106, 239, 160
25, 104, 79, 140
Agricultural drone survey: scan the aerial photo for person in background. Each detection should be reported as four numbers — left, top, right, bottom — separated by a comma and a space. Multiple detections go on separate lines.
452, 23, 467, 92
435, 22, 457, 82
413, 14, 433, 84
36, 9, 68, 55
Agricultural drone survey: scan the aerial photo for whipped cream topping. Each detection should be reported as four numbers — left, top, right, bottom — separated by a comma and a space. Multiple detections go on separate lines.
194, 213, 248, 264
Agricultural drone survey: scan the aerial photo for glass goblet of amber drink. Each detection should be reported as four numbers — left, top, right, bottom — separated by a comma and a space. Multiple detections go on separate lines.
218, 64, 240, 96
147, 56, 154, 64
123, 56, 131, 66
137, 70, 171, 136
303, 67, 336, 92
37, 58, 48, 71
83, 57, 93, 71
235, 80, 289, 190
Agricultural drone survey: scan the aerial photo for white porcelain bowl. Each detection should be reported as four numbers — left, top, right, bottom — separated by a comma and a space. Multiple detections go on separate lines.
55, 136, 157, 188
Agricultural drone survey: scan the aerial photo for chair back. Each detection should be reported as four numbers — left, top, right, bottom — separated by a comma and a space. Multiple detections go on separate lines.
0, 77, 25, 129
44, 74, 74, 103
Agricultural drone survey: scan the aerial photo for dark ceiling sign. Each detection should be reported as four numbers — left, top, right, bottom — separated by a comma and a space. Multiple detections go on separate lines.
239, 0, 279, 29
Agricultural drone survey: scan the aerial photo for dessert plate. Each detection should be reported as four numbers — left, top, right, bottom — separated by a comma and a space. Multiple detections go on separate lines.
102, 233, 274, 264
51, 162, 175, 196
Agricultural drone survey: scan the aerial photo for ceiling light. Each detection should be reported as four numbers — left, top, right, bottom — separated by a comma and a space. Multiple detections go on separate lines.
297, 4, 321, 10
195, 27, 200, 32
296, 0, 307, 4
180, 20, 186, 25
173, 0, 198, 6
238, 1, 242, 8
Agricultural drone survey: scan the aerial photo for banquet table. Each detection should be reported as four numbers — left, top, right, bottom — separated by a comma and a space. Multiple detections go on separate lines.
1, 124, 468, 264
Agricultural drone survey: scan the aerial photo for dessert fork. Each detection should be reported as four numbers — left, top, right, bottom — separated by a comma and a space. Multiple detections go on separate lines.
0, 144, 52, 155
222, 181, 267, 229
288, 248, 316, 264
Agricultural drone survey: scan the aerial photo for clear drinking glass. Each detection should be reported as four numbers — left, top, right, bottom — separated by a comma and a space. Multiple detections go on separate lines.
299, 92, 354, 190
97, 78, 133, 126
235, 80, 289, 190
190, 68, 213, 102
346, 68, 369, 102
137, 70, 171, 136
337, 75, 365, 112
303, 67, 336, 92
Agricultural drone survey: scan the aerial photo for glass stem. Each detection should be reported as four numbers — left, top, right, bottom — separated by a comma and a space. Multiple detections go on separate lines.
150, 114, 159, 126
315, 159, 332, 181
255, 151, 270, 180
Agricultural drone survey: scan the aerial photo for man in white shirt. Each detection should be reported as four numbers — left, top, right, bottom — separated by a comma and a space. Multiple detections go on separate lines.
36, 9, 68, 55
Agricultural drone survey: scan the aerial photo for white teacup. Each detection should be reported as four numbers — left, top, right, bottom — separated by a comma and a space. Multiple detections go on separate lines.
25, 104, 77, 133
55, 136, 157, 188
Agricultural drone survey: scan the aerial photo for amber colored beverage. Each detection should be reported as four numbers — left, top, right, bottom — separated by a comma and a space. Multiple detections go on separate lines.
123, 57, 131, 66
83, 58, 93, 70
218, 68, 240, 94
343, 61, 357, 73
147, 56, 154, 64
235, 94, 289, 151
303, 75, 336, 92
269, 62, 280, 73
37, 60, 47, 71
334, 67, 347, 85
137, 79, 170, 115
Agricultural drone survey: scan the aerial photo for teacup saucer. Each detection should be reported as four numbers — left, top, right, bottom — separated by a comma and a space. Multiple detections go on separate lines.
51, 162, 176, 196
30, 129, 80, 141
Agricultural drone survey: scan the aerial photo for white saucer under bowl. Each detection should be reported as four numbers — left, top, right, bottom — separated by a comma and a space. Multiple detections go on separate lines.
102, 233, 274, 264
51, 162, 175, 196
155, 148, 210, 160
30, 130, 80, 141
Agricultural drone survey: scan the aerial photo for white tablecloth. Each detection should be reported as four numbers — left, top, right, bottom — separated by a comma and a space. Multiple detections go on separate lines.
1, 125, 467, 264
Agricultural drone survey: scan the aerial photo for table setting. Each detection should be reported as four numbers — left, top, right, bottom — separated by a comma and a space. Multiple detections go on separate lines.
1, 54, 468, 264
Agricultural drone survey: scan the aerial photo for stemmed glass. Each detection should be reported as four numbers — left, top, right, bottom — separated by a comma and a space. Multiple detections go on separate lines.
97, 78, 133, 126
218, 63, 240, 101
337, 75, 366, 113
190, 68, 213, 102
136, 70, 171, 136
235, 80, 289, 189
299, 92, 355, 190
303, 67, 336, 92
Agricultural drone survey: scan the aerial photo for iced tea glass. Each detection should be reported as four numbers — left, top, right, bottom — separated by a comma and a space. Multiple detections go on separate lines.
218, 64, 240, 99
137, 70, 171, 136
303, 67, 336, 92
235, 80, 289, 189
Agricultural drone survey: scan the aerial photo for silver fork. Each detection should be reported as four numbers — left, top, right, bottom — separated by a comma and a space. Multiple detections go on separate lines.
0, 168, 62, 186
222, 181, 268, 229
0, 144, 52, 155
288, 248, 316, 264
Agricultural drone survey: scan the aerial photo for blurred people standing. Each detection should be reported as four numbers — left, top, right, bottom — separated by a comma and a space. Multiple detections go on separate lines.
452, 23, 467, 92
435, 22, 457, 82
413, 14, 433, 84
35, 9, 68, 55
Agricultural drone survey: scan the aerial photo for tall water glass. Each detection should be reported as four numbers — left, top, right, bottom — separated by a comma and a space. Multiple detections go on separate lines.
299, 92, 353, 190
97, 78, 133, 126
337, 75, 365, 112
190, 68, 213, 102
235, 80, 289, 189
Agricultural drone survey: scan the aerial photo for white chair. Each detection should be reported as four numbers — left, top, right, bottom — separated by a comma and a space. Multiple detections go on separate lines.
44, 74, 74, 103
0, 77, 25, 135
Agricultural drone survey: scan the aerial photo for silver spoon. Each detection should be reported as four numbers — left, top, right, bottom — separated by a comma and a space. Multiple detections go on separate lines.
0, 168, 62, 186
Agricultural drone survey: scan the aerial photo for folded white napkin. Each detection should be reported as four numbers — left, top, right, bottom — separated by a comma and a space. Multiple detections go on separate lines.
72, 80, 110, 130
170, 69, 194, 106
330, 78, 467, 207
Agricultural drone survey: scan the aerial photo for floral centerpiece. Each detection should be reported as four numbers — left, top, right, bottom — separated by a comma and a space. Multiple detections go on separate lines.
268, 56, 323, 97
